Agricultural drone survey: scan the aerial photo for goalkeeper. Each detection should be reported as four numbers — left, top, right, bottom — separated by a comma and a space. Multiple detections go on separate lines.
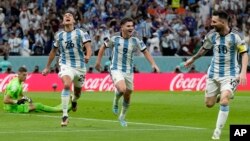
3, 66, 67, 113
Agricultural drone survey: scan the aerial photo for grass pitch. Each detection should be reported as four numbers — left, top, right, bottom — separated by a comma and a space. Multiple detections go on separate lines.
0, 91, 249, 141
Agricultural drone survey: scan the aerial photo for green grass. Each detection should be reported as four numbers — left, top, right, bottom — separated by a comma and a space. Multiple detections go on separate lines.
0, 91, 249, 141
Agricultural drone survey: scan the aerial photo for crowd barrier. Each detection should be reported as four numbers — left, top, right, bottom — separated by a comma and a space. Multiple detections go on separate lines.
0, 73, 249, 92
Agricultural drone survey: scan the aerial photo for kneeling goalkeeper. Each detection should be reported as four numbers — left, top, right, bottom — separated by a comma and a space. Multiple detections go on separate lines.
3, 66, 66, 113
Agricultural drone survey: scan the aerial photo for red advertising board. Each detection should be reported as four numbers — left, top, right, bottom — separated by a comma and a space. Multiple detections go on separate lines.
0, 73, 249, 92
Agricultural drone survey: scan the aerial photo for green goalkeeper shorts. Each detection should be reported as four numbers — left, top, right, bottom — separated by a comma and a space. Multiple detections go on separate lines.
3, 103, 29, 113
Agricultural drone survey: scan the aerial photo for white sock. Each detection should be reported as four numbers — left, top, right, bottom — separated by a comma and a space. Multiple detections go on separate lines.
215, 105, 229, 130
119, 100, 129, 120
61, 89, 70, 117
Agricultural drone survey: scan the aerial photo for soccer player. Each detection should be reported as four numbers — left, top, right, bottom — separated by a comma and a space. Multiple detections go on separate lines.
3, 66, 65, 113
42, 10, 92, 126
184, 10, 248, 140
95, 17, 160, 127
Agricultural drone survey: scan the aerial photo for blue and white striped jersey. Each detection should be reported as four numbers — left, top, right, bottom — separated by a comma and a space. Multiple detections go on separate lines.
53, 28, 91, 69
203, 28, 248, 78
104, 32, 147, 73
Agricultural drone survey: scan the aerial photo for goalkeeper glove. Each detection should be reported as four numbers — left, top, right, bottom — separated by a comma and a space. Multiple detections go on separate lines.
16, 98, 26, 105
22, 96, 33, 103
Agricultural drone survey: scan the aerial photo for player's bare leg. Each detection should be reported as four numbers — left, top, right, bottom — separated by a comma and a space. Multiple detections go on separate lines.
71, 87, 81, 112
61, 76, 71, 127
212, 90, 231, 140
113, 80, 126, 115
119, 89, 132, 127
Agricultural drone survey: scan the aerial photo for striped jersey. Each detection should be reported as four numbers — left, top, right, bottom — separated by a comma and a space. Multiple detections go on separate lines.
53, 28, 91, 69
203, 28, 248, 78
104, 32, 146, 73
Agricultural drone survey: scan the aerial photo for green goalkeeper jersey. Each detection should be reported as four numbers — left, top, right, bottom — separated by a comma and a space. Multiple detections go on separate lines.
3, 77, 29, 113
5, 77, 23, 99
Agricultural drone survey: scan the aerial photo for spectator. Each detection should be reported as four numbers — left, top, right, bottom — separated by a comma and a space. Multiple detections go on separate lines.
151, 46, 162, 56
87, 66, 94, 73
101, 65, 109, 73
0, 55, 12, 73
8, 32, 22, 56
5, 66, 15, 74
189, 65, 199, 73
32, 65, 40, 73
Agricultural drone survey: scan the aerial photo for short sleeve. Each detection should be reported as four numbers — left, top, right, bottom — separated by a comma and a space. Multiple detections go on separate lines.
81, 31, 91, 43
202, 35, 213, 50
136, 38, 146, 51
236, 36, 248, 53
53, 32, 60, 48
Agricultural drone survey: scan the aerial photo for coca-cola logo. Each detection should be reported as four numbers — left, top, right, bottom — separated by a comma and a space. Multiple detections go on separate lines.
0, 74, 31, 92
84, 75, 115, 91
170, 74, 207, 91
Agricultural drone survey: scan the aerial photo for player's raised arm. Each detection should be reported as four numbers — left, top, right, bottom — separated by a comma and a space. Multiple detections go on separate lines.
95, 44, 106, 72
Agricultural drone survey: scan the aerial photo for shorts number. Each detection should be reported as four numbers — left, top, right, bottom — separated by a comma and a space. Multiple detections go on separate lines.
230, 79, 239, 91
78, 75, 85, 83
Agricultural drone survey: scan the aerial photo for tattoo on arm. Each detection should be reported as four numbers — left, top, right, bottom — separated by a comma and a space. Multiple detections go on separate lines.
193, 47, 208, 60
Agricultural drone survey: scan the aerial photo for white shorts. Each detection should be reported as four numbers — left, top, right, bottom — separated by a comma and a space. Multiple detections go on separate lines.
110, 70, 134, 90
205, 77, 239, 97
58, 65, 86, 88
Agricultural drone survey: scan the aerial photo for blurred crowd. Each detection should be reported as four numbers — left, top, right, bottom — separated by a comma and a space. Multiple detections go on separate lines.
0, 0, 249, 57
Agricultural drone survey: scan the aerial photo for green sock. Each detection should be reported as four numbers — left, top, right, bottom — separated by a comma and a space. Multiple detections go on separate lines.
34, 103, 62, 112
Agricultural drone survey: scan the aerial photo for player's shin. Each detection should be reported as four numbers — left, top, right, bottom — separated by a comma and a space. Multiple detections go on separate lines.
114, 89, 123, 106
216, 105, 229, 130
34, 103, 61, 112
61, 89, 70, 117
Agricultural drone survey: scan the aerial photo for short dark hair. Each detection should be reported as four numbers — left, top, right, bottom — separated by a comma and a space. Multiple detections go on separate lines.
18, 66, 27, 73
64, 10, 75, 19
120, 17, 134, 26
212, 10, 230, 22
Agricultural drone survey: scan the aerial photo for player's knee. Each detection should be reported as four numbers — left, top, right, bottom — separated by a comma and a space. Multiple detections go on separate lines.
205, 101, 215, 108
219, 98, 229, 105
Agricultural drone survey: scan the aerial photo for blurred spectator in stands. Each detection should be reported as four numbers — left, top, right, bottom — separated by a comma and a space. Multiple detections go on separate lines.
101, 65, 109, 73
20, 32, 31, 56
32, 29, 45, 55
0, 55, 12, 73
151, 46, 162, 56
5, 66, 14, 74
87, 66, 94, 73
32, 65, 40, 73
92, 34, 102, 56
147, 32, 160, 55
160, 29, 178, 56
19, 7, 30, 32
183, 9, 197, 37
189, 65, 199, 73
8, 32, 21, 56
0, 7, 5, 25
173, 66, 181, 73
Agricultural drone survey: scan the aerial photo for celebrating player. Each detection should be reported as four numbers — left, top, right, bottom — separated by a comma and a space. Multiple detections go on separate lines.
95, 17, 160, 127
42, 10, 92, 126
185, 10, 248, 140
